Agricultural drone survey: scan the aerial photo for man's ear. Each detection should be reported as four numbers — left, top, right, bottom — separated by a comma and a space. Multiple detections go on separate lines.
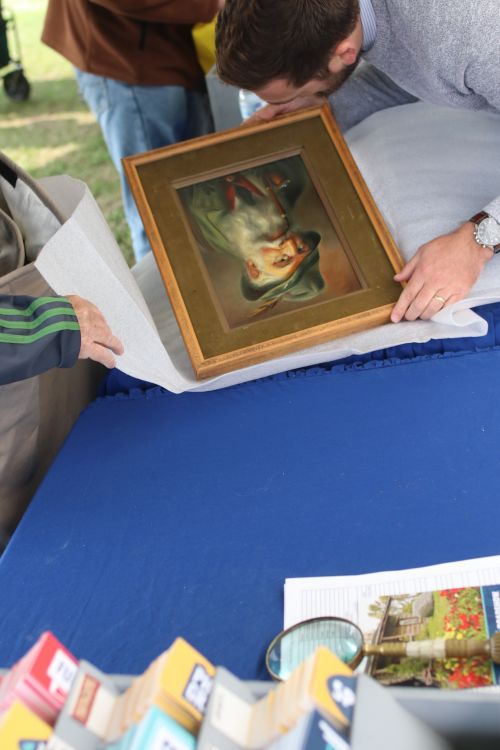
328, 38, 358, 69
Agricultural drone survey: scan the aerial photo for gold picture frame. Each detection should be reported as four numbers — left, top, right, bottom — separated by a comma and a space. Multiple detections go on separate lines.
124, 105, 403, 379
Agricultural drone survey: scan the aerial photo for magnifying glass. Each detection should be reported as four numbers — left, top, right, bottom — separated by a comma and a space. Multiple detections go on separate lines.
266, 616, 500, 681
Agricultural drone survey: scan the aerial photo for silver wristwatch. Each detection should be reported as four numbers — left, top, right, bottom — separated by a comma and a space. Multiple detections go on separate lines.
469, 211, 500, 253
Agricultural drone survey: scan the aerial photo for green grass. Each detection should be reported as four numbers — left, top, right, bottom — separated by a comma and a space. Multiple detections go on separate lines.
0, 0, 133, 264
424, 592, 451, 639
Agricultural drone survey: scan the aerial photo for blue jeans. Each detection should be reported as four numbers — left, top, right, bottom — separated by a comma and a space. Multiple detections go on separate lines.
74, 69, 213, 261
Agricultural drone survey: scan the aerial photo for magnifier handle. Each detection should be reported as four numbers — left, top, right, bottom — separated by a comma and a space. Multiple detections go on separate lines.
363, 640, 449, 659
364, 635, 500, 662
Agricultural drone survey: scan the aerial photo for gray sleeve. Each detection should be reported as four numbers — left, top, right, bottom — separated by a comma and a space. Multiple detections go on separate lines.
484, 196, 500, 224
462, 41, 500, 222
327, 62, 419, 132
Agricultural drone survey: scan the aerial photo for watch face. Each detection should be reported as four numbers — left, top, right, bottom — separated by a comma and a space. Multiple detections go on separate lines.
477, 217, 500, 247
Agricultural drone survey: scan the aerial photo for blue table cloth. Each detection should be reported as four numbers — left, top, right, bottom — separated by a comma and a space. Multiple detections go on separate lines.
102, 302, 500, 396
1, 334, 500, 680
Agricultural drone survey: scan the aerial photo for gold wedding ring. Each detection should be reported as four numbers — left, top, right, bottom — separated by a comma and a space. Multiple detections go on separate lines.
433, 295, 446, 304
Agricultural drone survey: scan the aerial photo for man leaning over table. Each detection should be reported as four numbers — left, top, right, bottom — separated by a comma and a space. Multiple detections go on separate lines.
216, 0, 500, 323
0, 294, 123, 385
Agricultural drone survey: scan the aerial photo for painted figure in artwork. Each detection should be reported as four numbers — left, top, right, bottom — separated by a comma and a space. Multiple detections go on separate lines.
184, 157, 326, 314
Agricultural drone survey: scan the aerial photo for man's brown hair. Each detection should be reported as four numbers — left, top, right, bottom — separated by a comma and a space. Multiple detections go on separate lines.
216, 0, 360, 90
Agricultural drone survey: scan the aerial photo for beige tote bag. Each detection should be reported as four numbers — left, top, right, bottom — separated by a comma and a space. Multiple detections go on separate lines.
0, 152, 103, 544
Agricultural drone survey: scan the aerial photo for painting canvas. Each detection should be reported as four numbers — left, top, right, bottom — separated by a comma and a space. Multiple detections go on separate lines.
177, 154, 363, 330
124, 106, 404, 378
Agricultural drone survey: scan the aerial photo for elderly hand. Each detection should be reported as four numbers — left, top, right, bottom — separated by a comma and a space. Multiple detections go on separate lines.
66, 295, 124, 368
244, 95, 326, 126
390, 222, 493, 322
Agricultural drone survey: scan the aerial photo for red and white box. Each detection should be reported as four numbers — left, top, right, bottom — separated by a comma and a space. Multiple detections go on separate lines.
0, 631, 78, 724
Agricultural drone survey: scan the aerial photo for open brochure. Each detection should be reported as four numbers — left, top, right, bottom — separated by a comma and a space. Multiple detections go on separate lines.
284, 555, 500, 689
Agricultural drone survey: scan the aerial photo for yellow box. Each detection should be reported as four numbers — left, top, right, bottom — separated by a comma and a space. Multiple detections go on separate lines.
106, 638, 215, 741
247, 647, 353, 749
306, 647, 354, 727
154, 637, 215, 731
0, 700, 52, 749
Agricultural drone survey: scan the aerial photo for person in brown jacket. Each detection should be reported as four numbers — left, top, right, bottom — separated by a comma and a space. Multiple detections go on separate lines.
42, 0, 222, 263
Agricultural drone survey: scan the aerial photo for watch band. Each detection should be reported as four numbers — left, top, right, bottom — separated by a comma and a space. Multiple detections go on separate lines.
469, 210, 489, 225
469, 211, 500, 253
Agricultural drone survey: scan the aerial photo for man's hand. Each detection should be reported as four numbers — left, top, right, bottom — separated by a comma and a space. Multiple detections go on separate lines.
390, 222, 493, 322
66, 295, 124, 368
244, 95, 326, 126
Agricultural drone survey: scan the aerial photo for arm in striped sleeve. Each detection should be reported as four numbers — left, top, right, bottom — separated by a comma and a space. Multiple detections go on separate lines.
0, 294, 81, 385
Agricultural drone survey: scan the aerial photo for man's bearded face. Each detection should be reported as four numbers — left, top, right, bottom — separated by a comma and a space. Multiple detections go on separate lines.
314, 58, 360, 97
255, 56, 360, 107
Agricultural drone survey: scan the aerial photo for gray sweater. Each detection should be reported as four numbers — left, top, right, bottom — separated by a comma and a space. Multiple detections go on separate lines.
336, 0, 500, 221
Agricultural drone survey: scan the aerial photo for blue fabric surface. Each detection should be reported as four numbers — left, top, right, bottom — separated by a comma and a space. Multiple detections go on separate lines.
102, 302, 500, 396
1, 346, 500, 680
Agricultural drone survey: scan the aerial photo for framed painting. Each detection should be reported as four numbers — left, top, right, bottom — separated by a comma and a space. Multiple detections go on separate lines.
124, 105, 403, 379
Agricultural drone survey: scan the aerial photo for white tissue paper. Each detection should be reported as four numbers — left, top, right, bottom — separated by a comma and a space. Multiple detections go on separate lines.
35, 102, 500, 393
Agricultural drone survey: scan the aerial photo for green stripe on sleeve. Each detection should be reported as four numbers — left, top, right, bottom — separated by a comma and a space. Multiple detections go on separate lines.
0, 306, 78, 330
0, 296, 74, 317
0, 321, 80, 344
